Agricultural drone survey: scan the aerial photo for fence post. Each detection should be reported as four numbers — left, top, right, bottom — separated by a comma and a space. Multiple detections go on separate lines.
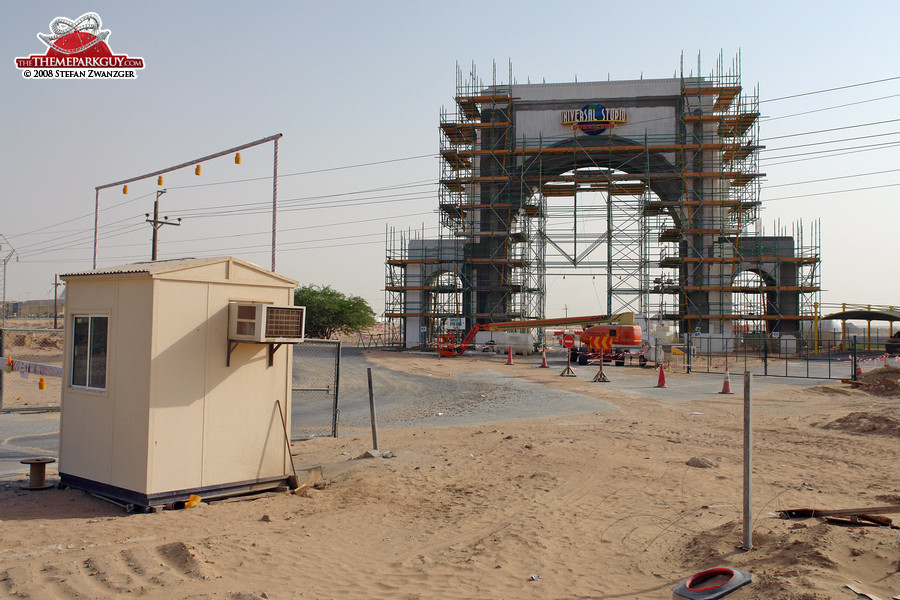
332, 341, 341, 438
686, 333, 692, 374
852, 336, 858, 381
366, 367, 379, 452
763, 333, 768, 377
723, 336, 728, 371
0, 328, 4, 410
742, 371, 753, 551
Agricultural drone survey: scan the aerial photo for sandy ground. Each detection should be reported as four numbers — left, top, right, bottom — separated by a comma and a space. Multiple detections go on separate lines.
1, 349, 899, 600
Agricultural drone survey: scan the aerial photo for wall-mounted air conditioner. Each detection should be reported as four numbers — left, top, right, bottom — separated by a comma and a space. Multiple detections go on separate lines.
228, 302, 306, 343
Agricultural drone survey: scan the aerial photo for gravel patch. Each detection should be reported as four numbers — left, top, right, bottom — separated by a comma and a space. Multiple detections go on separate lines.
307, 348, 615, 430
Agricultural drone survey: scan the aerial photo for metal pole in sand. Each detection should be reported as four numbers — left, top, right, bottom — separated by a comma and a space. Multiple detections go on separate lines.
742, 371, 753, 551
367, 367, 379, 451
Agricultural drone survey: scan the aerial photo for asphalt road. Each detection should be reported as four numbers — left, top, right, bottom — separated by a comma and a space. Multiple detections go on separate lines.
0, 347, 843, 479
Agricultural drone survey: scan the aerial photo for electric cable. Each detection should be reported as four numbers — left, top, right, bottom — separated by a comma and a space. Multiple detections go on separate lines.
765, 167, 900, 188
165, 154, 437, 191
762, 182, 900, 203
761, 139, 900, 162
760, 76, 900, 103
762, 129, 900, 153
761, 92, 900, 121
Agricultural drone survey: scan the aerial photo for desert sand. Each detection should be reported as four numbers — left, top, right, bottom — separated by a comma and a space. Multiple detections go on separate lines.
1, 349, 898, 600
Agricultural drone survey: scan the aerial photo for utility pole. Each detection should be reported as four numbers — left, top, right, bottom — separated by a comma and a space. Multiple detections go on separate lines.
0, 236, 19, 327
145, 189, 181, 261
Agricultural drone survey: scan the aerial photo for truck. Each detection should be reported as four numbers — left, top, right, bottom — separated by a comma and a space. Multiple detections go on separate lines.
569, 312, 642, 366
441, 312, 641, 360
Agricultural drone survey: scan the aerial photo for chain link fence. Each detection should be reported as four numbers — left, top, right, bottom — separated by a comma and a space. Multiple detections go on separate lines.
664, 333, 891, 380
1, 328, 64, 411
291, 339, 340, 439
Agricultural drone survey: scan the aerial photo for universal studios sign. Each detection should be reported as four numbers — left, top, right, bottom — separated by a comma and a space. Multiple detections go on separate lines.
561, 104, 627, 135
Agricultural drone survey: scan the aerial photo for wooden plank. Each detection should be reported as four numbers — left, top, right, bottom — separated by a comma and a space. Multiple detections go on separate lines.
780, 505, 900, 519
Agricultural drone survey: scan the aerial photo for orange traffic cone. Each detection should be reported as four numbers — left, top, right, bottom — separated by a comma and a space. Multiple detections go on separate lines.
655, 364, 667, 388
506, 345, 514, 365
719, 366, 733, 394
539, 347, 549, 368
856, 364, 863, 378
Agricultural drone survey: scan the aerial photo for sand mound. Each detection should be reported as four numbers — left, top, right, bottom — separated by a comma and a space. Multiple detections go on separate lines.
822, 411, 900, 437
679, 519, 897, 600
856, 365, 900, 397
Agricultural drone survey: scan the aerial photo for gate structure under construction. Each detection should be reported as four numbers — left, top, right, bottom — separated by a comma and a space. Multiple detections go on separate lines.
385, 56, 820, 349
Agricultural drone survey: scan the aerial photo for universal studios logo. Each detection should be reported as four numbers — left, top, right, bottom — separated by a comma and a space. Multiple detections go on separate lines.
561, 104, 627, 135
14, 12, 145, 80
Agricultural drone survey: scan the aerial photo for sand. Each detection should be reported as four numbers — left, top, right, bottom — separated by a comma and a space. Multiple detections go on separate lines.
1, 349, 898, 600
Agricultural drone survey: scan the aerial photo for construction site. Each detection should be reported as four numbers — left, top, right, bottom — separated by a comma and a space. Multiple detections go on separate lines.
385, 55, 821, 350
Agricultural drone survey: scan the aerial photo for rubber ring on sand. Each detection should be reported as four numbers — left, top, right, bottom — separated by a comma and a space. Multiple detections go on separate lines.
672, 566, 753, 600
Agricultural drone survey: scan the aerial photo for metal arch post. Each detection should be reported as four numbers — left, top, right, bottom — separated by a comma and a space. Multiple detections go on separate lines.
272, 136, 279, 272
93, 188, 99, 269
92, 133, 283, 269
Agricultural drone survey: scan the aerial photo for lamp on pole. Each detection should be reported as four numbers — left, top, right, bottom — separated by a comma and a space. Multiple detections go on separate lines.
145, 189, 181, 261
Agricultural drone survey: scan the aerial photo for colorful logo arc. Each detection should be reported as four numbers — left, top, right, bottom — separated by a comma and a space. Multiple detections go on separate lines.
560, 104, 627, 136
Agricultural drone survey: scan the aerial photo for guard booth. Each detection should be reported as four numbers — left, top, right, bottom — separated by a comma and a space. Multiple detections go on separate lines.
59, 257, 304, 509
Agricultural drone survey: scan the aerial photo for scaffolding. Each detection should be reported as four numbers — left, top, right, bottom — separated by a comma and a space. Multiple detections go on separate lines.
384, 55, 820, 348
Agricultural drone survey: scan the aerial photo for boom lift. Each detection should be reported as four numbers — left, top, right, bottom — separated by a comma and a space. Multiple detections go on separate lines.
444, 312, 639, 357
572, 312, 642, 366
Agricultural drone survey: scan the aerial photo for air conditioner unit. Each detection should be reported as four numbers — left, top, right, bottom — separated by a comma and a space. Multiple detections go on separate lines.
228, 302, 306, 343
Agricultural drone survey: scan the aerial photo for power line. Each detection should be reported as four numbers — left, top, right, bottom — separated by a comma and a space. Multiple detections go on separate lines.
762, 92, 900, 122
14, 214, 145, 252
170, 194, 437, 221
762, 118, 900, 141
170, 181, 437, 218
760, 76, 900, 103
766, 168, 900, 188
9, 179, 437, 256
167, 153, 438, 191
762, 182, 900, 203
762, 141, 900, 167
119, 211, 438, 247
18, 207, 438, 260
760, 139, 900, 162
6, 191, 156, 241
762, 130, 900, 153
22, 223, 147, 259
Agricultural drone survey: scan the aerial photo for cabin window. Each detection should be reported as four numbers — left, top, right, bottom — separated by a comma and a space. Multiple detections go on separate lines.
71, 315, 108, 390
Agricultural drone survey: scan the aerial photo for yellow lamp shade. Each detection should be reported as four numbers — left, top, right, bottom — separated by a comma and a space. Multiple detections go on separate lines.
195, 164, 201, 176
235, 152, 241, 164
157, 175, 164, 186
122, 185, 128, 194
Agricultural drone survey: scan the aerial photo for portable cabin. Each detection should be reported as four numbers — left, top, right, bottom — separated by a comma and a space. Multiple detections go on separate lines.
59, 257, 303, 509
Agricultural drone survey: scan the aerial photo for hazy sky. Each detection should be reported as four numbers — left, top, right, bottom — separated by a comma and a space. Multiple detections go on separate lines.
3, 1, 899, 318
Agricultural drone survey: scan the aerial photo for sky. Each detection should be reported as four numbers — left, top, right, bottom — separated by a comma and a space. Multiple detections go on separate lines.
2, 1, 899, 320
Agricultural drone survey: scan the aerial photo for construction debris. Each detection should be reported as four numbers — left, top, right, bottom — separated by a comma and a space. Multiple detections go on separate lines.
780, 505, 900, 520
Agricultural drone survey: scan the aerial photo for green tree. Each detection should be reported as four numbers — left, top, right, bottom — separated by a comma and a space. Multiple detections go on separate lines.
293, 284, 377, 340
